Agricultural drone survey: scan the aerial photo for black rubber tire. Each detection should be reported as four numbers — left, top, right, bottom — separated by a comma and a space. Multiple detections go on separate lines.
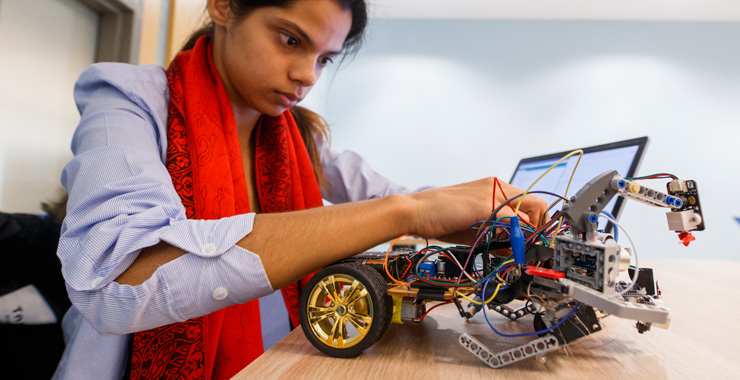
299, 263, 392, 358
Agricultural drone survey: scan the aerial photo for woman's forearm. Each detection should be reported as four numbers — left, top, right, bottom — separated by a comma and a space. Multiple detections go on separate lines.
241, 194, 412, 289
115, 194, 413, 287
115, 178, 547, 289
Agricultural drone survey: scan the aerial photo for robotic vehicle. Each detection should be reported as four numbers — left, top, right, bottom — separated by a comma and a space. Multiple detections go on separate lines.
297, 171, 704, 368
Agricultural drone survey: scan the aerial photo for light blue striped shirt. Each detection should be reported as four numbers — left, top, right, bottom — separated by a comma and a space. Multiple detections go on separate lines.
53, 63, 419, 379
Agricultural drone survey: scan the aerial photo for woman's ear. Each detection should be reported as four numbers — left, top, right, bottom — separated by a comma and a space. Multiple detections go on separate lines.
207, 0, 231, 27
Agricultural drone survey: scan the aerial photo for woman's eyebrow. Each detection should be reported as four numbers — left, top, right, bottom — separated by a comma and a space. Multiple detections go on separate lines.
275, 18, 342, 55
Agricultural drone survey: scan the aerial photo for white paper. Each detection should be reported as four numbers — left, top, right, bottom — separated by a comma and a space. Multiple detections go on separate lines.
0, 284, 58, 324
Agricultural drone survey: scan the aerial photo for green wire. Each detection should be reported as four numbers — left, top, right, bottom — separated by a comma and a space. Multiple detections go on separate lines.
626, 173, 678, 180
414, 247, 480, 286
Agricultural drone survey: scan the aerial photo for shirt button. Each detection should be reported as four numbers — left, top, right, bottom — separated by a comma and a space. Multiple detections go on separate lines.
202, 243, 217, 256
213, 287, 228, 300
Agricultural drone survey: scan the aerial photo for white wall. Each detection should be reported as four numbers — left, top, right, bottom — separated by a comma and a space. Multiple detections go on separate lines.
369, 0, 740, 21
302, 19, 740, 260
0, 0, 98, 213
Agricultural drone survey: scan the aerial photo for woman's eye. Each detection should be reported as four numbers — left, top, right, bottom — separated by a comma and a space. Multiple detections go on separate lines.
280, 33, 298, 48
319, 57, 334, 66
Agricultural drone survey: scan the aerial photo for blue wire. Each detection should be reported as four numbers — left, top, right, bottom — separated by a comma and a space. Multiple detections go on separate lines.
474, 261, 486, 279
469, 221, 510, 230
600, 210, 619, 242
481, 273, 582, 338
474, 281, 509, 297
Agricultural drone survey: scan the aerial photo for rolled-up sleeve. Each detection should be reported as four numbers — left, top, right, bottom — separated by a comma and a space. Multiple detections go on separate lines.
59, 64, 274, 335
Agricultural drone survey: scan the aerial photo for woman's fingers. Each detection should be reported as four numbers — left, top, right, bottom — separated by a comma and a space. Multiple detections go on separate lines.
407, 177, 549, 239
493, 180, 548, 227
521, 194, 548, 227
407, 178, 492, 238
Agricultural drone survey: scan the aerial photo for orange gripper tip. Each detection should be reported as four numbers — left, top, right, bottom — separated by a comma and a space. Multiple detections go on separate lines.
678, 232, 696, 247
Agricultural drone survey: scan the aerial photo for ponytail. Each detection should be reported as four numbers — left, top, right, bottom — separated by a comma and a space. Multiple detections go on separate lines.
290, 106, 330, 192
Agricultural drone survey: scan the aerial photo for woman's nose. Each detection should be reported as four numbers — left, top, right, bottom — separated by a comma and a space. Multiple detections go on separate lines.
289, 57, 319, 87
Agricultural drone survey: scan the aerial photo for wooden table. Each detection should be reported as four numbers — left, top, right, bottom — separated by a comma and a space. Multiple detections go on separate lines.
233, 260, 740, 379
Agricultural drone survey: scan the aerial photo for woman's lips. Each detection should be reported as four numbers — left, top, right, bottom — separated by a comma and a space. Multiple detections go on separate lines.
277, 91, 299, 108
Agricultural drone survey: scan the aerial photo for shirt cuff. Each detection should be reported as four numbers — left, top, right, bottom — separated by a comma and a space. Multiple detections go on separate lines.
157, 243, 275, 321
160, 213, 255, 257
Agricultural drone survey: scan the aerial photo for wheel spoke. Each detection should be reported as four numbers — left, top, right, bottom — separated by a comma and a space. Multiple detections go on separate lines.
346, 288, 369, 306
308, 306, 334, 324
344, 280, 361, 304
337, 317, 348, 348
319, 278, 339, 305
309, 314, 332, 325
308, 305, 333, 314
328, 276, 343, 305
347, 313, 371, 335
326, 316, 343, 346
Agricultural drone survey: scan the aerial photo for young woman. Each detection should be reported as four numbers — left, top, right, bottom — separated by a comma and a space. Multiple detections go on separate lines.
55, 0, 547, 379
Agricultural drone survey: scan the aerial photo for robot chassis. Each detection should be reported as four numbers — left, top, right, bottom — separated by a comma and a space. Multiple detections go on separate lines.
297, 171, 704, 368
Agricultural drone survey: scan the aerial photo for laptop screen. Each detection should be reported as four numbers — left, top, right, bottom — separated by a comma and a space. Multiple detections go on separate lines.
509, 137, 649, 231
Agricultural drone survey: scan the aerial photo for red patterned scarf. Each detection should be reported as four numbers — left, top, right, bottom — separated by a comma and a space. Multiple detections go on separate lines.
129, 36, 323, 380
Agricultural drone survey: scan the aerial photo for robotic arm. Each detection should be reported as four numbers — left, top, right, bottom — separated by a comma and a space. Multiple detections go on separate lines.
561, 170, 704, 243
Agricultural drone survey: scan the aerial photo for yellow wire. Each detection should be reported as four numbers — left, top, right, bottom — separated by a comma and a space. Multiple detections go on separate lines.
457, 283, 503, 306
510, 149, 583, 246
457, 292, 479, 305
514, 149, 584, 216
457, 258, 512, 305
384, 234, 411, 287
549, 216, 566, 246
494, 258, 515, 285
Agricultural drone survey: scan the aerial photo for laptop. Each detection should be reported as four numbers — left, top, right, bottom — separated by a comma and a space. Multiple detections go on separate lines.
509, 137, 649, 231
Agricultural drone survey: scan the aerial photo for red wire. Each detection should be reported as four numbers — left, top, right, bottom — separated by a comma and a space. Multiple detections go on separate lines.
525, 217, 560, 244
631, 174, 677, 180
492, 177, 498, 210
399, 257, 413, 279
502, 266, 514, 277
419, 300, 454, 321
494, 177, 537, 230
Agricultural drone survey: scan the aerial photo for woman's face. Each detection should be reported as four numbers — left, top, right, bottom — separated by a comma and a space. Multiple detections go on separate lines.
212, 0, 353, 119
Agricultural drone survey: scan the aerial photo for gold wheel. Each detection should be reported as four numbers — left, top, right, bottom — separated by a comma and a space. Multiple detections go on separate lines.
300, 263, 392, 357
306, 274, 373, 349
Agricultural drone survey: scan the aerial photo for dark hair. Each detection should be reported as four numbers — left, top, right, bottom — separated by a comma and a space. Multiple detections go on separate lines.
180, 0, 368, 192
182, 0, 367, 56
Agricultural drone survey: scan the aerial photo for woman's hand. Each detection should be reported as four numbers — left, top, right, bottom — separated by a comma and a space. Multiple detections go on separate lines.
493, 179, 550, 227
406, 178, 548, 240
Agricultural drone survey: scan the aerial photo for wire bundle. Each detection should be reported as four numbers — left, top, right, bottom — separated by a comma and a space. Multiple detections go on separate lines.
380, 150, 668, 340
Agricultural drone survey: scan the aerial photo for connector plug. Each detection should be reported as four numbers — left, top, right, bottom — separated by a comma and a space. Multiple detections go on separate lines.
509, 216, 525, 264
666, 210, 702, 232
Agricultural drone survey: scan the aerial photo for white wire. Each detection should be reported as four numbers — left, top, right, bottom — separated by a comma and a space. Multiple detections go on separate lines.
599, 214, 639, 295
446, 251, 477, 282
425, 249, 478, 282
